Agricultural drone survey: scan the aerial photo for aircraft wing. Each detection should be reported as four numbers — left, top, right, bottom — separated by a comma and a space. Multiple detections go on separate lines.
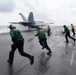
9, 22, 33, 26
9, 21, 54, 27
35, 22, 54, 26
9, 22, 20, 24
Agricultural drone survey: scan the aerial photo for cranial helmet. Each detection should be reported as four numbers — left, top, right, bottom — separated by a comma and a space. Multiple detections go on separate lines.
8, 25, 16, 29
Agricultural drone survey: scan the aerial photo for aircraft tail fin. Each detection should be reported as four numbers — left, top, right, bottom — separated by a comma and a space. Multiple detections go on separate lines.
28, 12, 34, 22
19, 13, 26, 22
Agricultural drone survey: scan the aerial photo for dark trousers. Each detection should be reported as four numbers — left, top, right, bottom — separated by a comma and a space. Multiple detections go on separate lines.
72, 29, 75, 36
47, 30, 50, 36
39, 38, 51, 52
8, 40, 31, 64
65, 31, 75, 42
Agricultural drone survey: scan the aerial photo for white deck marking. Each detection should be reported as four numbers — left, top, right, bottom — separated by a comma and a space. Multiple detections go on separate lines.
70, 51, 74, 65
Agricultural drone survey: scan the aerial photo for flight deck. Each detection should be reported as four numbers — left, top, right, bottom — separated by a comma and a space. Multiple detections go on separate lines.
0, 26, 76, 75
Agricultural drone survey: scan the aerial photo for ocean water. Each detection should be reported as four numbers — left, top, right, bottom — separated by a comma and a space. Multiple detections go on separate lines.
0, 25, 66, 34
0, 24, 49, 34
0, 25, 28, 34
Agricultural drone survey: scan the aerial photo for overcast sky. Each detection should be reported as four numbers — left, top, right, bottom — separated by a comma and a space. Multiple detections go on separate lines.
0, 0, 76, 26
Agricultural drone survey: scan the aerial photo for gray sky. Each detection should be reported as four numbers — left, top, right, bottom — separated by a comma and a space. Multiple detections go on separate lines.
0, 0, 76, 26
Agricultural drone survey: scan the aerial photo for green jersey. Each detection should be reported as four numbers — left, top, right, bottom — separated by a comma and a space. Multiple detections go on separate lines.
64, 27, 69, 33
10, 29, 24, 42
35, 30, 46, 39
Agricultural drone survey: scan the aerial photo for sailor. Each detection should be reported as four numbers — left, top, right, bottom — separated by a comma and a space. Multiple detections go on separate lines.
62, 25, 75, 43
71, 24, 75, 36
7, 25, 34, 65
35, 27, 52, 55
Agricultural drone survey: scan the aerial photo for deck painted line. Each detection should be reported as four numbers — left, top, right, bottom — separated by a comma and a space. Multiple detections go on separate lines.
50, 37, 64, 48
70, 51, 74, 65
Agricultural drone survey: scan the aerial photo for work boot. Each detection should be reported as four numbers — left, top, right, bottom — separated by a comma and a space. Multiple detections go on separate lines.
47, 50, 52, 55
7, 59, 13, 66
65, 41, 69, 43
30, 56, 34, 65
42, 46, 45, 49
74, 39, 76, 42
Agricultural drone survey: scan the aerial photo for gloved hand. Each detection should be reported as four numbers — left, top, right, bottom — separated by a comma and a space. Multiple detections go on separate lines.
62, 31, 64, 34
